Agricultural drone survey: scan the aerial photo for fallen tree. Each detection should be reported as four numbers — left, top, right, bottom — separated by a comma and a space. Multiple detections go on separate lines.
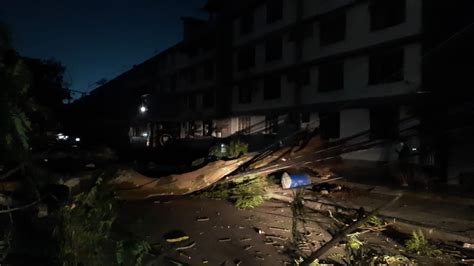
110, 154, 257, 201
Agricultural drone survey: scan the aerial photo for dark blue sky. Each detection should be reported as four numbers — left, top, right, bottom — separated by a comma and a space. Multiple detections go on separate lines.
1, 0, 207, 96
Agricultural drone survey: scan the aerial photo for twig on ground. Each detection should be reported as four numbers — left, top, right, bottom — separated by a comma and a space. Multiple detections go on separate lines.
300, 194, 402, 265
0, 197, 42, 214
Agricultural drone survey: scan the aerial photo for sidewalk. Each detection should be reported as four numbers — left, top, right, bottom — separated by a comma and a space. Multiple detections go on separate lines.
315, 160, 474, 243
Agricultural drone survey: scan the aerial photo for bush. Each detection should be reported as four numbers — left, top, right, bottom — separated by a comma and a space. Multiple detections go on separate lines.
55, 175, 152, 265
198, 175, 267, 209
405, 230, 441, 256
209, 140, 248, 159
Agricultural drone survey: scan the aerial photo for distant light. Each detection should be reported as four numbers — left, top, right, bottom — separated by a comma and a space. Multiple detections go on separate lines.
64, 135, 69, 140
412, 147, 418, 151
140, 105, 147, 113
142, 133, 149, 137
75, 137, 81, 142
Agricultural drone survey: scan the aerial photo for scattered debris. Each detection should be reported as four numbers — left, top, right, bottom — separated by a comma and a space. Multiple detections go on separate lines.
165, 230, 190, 243
240, 237, 251, 242
37, 204, 48, 218
265, 235, 288, 241
202, 259, 209, 264
85, 163, 95, 168
178, 251, 191, 260
463, 243, 474, 249
244, 245, 253, 250
269, 226, 290, 232
264, 239, 277, 245
255, 255, 265, 261
176, 241, 196, 251
218, 238, 231, 242
196, 217, 210, 222
234, 259, 242, 265
255, 228, 265, 234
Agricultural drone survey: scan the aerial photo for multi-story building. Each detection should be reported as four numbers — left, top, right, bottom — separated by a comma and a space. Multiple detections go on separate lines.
77, 0, 474, 184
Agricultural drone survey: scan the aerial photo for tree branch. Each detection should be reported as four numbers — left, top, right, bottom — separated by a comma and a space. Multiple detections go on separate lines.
301, 194, 402, 265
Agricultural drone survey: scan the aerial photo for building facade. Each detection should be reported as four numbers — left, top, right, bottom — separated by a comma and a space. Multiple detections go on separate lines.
79, 0, 474, 183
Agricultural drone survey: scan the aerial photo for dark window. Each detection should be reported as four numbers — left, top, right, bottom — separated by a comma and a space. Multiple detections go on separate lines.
188, 95, 196, 111
319, 112, 340, 139
265, 114, 279, 134
265, 36, 282, 62
289, 23, 313, 41
203, 91, 214, 108
170, 74, 177, 91
204, 60, 214, 81
237, 46, 255, 70
238, 84, 253, 104
287, 70, 310, 86
301, 112, 310, 123
369, 49, 404, 85
204, 120, 213, 136
370, 108, 399, 139
267, 0, 283, 24
187, 47, 198, 58
320, 13, 346, 46
370, 0, 406, 31
240, 12, 254, 35
318, 61, 344, 92
188, 68, 196, 83
301, 70, 310, 86
264, 75, 281, 100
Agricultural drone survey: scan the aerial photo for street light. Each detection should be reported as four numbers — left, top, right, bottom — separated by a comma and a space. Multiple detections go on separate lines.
139, 105, 147, 114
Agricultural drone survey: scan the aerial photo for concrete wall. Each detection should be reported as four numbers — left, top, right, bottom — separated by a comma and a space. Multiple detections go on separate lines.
232, 0, 423, 113
301, 0, 422, 61
232, 76, 295, 113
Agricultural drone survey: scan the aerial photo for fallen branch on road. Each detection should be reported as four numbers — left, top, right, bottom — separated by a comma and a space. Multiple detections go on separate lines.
300, 195, 402, 265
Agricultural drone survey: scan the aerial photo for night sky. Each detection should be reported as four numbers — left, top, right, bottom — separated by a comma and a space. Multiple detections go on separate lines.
1, 0, 207, 96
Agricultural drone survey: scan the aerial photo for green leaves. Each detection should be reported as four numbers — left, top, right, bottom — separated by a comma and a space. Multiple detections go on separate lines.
405, 230, 442, 256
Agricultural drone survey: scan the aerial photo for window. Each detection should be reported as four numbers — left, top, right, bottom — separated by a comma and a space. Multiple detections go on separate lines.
203, 91, 214, 108
240, 12, 254, 35
187, 47, 198, 58
267, 0, 283, 24
288, 70, 310, 86
170, 74, 177, 91
204, 60, 214, 81
237, 46, 255, 71
188, 94, 196, 111
370, 0, 406, 31
289, 23, 313, 41
369, 48, 404, 85
300, 70, 310, 86
370, 108, 399, 139
318, 61, 344, 92
264, 75, 281, 100
265, 36, 282, 62
239, 116, 251, 135
319, 112, 340, 139
265, 114, 279, 134
320, 13, 346, 46
188, 68, 196, 83
238, 84, 253, 104
301, 112, 310, 123
203, 120, 213, 136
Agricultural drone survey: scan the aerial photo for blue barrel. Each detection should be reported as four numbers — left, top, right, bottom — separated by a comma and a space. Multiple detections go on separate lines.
281, 172, 312, 189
